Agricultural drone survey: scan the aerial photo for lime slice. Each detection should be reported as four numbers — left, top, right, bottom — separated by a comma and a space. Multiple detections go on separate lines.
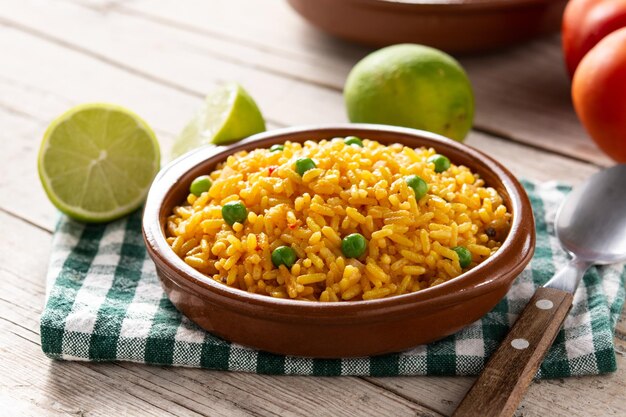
38, 103, 160, 223
171, 83, 266, 158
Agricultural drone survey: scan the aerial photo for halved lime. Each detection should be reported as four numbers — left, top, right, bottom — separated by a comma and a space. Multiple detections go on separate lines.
38, 103, 160, 223
171, 83, 266, 158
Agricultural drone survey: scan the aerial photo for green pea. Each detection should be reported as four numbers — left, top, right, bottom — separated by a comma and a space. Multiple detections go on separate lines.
270, 144, 284, 152
405, 175, 428, 200
295, 158, 316, 176
271, 245, 297, 268
341, 233, 368, 259
453, 246, 472, 268
189, 175, 212, 196
344, 136, 363, 147
221, 201, 247, 226
428, 154, 451, 173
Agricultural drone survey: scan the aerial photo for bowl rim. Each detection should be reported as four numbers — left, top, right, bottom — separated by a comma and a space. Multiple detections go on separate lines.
297, 0, 562, 12
143, 124, 535, 317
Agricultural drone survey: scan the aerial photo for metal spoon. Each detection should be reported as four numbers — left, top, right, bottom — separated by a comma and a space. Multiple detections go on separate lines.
453, 164, 626, 417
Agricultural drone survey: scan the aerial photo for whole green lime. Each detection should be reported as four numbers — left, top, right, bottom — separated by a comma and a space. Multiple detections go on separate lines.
344, 44, 474, 142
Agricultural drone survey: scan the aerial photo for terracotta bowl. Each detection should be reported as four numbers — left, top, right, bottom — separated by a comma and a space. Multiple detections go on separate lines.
286, 0, 567, 54
142, 124, 535, 358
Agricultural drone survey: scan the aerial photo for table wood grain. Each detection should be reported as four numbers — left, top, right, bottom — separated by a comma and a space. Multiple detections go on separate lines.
0, 0, 624, 416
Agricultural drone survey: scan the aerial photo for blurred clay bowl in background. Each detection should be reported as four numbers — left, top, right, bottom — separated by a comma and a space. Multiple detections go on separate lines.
286, 0, 567, 54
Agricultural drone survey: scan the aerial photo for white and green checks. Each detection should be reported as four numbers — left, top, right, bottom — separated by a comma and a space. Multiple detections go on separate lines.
40, 180, 625, 377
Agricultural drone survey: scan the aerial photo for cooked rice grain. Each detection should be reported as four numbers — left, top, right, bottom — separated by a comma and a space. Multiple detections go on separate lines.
166, 138, 511, 301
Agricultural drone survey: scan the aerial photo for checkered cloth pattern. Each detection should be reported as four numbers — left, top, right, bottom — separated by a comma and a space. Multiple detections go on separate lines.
40, 180, 625, 377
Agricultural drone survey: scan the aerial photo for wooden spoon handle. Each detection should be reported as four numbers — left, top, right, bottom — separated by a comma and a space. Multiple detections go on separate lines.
452, 287, 573, 417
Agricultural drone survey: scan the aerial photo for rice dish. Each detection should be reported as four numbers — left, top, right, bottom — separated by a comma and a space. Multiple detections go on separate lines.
166, 137, 510, 302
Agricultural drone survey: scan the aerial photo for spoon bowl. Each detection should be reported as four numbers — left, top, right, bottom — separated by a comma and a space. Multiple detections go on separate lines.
556, 164, 626, 265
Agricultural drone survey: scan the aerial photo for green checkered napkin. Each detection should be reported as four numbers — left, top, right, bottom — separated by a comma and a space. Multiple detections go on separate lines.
40, 180, 625, 378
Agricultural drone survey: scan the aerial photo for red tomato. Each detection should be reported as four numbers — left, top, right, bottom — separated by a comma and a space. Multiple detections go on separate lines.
562, 0, 626, 77
572, 27, 626, 162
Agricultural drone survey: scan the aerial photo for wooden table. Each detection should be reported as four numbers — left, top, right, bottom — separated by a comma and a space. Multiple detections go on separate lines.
1, 1, 624, 416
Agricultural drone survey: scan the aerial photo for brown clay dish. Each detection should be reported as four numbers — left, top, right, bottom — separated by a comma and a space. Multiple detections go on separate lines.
142, 124, 535, 358
286, 0, 567, 54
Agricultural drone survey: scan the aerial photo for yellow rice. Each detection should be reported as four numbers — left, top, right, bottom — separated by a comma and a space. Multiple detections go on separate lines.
166, 138, 511, 302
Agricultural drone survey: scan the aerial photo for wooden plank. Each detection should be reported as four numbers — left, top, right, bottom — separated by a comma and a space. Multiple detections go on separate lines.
366, 366, 626, 417
100, 365, 444, 417
0, 212, 442, 416
0, 25, 197, 136
0, 23, 201, 229
112, 0, 612, 165
0, 106, 60, 230
459, 40, 612, 166
3, 0, 612, 165
466, 134, 598, 183
0, 329, 203, 417
0, 0, 344, 129
97, 0, 364, 86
